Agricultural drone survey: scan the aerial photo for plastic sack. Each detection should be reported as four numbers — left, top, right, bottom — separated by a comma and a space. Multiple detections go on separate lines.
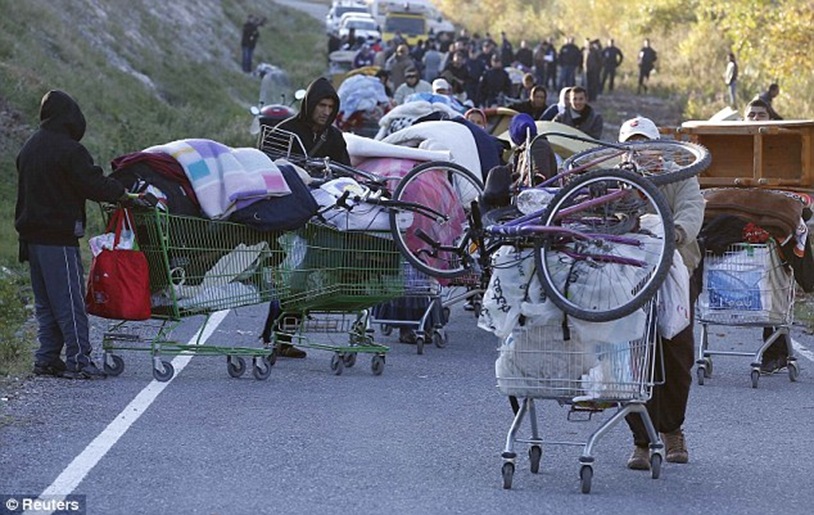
657, 251, 691, 339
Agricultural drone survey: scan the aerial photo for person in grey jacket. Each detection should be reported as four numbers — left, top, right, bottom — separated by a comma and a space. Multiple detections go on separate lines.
617, 116, 704, 471
553, 86, 603, 139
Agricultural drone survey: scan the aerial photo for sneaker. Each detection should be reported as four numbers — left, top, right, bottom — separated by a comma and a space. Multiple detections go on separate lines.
277, 343, 306, 359
63, 362, 107, 380
398, 328, 417, 344
760, 356, 788, 375
627, 446, 650, 470
33, 359, 67, 377
463, 300, 475, 311
661, 429, 688, 463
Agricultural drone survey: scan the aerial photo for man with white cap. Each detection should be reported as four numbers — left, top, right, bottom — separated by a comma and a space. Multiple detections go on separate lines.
618, 116, 705, 471
432, 78, 452, 95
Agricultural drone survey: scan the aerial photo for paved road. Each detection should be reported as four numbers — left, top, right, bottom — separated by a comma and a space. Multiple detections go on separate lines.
1, 297, 813, 514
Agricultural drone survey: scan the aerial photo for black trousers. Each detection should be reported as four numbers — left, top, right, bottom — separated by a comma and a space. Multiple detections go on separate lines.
626, 279, 698, 446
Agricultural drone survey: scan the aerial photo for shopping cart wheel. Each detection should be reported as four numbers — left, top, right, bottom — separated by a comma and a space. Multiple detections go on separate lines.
371, 355, 385, 376
579, 465, 593, 494
415, 337, 425, 355
501, 462, 514, 490
788, 361, 799, 382
380, 324, 393, 336
226, 356, 247, 378
704, 358, 713, 378
267, 349, 277, 367
695, 367, 705, 386
252, 356, 272, 380
750, 369, 760, 389
650, 453, 662, 479
330, 353, 344, 376
342, 352, 357, 368
432, 330, 447, 349
104, 355, 125, 377
153, 360, 174, 382
529, 445, 542, 474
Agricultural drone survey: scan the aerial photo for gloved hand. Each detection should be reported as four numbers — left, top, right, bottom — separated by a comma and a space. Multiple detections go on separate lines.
119, 192, 159, 208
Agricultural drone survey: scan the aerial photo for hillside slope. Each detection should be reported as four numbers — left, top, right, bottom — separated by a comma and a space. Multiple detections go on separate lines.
0, 0, 327, 264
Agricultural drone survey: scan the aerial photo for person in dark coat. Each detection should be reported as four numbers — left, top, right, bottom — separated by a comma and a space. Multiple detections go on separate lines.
558, 36, 582, 88
637, 38, 658, 94
508, 85, 548, 119
600, 38, 624, 93
241, 14, 266, 73
277, 77, 350, 165
478, 55, 512, 107
16, 90, 127, 379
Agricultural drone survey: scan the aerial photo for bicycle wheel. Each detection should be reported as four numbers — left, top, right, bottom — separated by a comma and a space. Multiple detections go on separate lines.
534, 169, 675, 322
390, 161, 484, 278
562, 140, 711, 186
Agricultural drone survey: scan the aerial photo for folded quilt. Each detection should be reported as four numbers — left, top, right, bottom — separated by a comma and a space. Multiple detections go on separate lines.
145, 139, 291, 219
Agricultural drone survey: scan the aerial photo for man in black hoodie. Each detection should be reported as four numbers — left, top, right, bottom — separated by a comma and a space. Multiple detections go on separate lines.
277, 77, 350, 165
16, 90, 127, 379
267, 78, 350, 359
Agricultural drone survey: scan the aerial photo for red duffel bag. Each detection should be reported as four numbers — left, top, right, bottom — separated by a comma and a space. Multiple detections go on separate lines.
86, 208, 152, 320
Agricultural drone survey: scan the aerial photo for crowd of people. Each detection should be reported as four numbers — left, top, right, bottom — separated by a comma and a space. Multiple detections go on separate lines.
331, 29, 664, 111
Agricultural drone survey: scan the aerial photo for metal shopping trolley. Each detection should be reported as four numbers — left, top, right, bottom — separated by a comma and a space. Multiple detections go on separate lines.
695, 240, 799, 388
101, 207, 404, 380
496, 301, 662, 494
266, 221, 404, 375
369, 262, 446, 355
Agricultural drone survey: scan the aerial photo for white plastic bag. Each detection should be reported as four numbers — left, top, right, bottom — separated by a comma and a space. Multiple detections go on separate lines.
88, 213, 136, 257
657, 251, 691, 339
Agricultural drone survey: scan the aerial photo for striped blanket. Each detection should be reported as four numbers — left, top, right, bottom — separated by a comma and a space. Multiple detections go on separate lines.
145, 139, 291, 219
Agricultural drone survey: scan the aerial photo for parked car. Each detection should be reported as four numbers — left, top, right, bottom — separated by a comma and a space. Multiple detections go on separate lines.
325, 2, 371, 35
338, 16, 381, 42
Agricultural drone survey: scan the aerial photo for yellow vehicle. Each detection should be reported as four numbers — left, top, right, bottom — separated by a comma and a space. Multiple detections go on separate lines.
383, 10, 427, 46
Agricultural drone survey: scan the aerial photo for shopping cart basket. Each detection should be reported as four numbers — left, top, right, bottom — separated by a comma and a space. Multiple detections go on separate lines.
496, 300, 662, 494
101, 208, 404, 380
695, 240, 798, 388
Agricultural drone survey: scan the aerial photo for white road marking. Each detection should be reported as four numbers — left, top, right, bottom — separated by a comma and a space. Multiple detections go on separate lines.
26, 310, 231, 514
792, 337, 814, 362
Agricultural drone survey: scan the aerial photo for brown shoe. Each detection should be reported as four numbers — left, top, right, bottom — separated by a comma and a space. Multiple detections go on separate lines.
277, 343, 306, 359
627, 446, 650, 470
661, 429, 688, 463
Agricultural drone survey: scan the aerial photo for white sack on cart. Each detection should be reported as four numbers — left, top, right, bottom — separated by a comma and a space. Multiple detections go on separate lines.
171, 241, 269, 309
574, 340, 637, 402
478, 245, 646, 343
310, 177, 408, 233
699, 243, 791, 317
495, 325, 593, 398
656, 251, 691, 339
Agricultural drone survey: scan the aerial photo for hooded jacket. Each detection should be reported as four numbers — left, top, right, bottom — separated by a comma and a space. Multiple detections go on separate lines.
15, 90, 125, 252
277, 77, 350, 165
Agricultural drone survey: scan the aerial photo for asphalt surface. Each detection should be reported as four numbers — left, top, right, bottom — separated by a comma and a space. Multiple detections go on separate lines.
1, 298, 813, 514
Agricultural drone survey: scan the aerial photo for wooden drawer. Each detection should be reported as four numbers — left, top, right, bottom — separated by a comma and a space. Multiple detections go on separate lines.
677, 120, 814, 191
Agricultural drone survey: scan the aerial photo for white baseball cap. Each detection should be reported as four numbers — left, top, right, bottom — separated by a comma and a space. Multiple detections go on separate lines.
618, 116, 660, 142
432, 78, 451, 94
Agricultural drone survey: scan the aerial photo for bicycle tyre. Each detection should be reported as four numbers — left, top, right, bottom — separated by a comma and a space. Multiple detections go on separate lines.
562, 140, 711, 186
534, 169, 675, 322
390, 161, 484, 279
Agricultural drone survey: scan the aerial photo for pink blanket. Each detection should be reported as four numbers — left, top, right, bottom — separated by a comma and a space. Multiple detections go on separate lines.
357, 157, 468, 282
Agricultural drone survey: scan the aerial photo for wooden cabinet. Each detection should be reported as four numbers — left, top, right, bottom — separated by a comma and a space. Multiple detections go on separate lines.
676, 120, 814, 191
